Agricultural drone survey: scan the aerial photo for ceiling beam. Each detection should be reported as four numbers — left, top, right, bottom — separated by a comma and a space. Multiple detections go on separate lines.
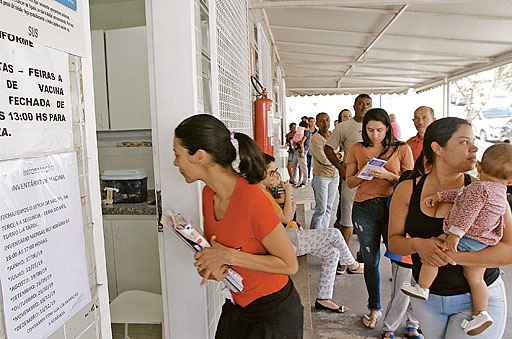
288, 86, 406, 93
340, 4, 408, 85
276, 40, 486, 59
354, 63, 452, 73
279, 50, 355, 60
283, 61, 466, 73
351, 73, 439, 79
272, 24, 512, 46
287, 76, 420, 86
261, 8, 281, 63
412, 50, 512, 93
362, 58, 490, 64
250, 1, 469, 9
266, 5, 512, 22
285, 62, 449, 74
280, 55, 486, 68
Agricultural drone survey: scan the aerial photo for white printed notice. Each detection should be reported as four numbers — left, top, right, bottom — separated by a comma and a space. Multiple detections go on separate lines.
0, 34, 72, 161
0, 0, 85, 56
0, 152, 91, 339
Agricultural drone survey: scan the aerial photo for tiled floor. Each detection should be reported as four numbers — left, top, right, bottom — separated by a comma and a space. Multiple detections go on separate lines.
111, 324, 162, 339
109, 183, 512, 338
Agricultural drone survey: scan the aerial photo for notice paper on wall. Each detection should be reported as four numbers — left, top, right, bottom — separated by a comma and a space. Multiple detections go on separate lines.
0, 152, 91, 339
0, 34, 73, 161
0, 0, 85, 56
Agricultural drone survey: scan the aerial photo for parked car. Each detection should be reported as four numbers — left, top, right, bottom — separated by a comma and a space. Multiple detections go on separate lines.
472, 106, 512, 142
502, 118, 512, 142
450, 94, 468, 106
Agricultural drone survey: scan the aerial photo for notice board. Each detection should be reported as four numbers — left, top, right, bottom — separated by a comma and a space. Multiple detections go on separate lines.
0, 152, 91, 339
0, 35, 73, 161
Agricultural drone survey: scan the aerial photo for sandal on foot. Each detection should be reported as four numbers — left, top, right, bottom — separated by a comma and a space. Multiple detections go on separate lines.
314, 300, 346, 313
347, 262, 364, 274
361, 310, 382, 329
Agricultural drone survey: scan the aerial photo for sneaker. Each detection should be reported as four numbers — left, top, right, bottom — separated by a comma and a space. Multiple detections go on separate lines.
336, 264, 346, 275
404, 326, 424, 339
461, 311, 494, 336
401, 282, 429, 300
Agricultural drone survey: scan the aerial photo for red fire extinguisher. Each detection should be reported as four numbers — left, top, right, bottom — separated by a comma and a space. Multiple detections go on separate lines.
252, 77, 273, 155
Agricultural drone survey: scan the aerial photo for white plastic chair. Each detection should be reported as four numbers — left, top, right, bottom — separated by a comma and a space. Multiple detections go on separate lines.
109, 290, 163, 339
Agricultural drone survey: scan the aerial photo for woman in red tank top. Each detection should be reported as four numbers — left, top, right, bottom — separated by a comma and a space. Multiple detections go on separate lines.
173, 114, 303, 338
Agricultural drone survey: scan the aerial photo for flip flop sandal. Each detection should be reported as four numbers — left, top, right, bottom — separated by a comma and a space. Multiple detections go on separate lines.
347, 262, 364, 274
361, 311, 382, 329
314, 300, 346, 313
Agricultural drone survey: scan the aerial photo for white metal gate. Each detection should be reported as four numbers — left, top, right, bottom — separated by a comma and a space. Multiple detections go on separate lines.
215, 0, 253, 136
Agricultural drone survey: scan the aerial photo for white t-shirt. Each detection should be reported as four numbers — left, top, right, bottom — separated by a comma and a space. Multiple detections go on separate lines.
326, 118, 363, 152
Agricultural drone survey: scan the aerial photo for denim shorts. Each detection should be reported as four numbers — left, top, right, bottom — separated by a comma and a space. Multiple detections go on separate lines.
288, 150, 298, 164
457, 236, 487, 252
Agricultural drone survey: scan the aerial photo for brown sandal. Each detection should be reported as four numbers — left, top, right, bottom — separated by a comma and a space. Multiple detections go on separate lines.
361, 310, 382, 329
347, 262, 364, 274
314, 300, 346, 313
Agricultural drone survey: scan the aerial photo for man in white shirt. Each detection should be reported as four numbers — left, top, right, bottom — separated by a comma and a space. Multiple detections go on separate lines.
324, 94, 372, 247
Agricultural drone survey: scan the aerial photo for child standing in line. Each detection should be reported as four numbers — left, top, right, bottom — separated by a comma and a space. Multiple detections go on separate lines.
402, 143, 512, 336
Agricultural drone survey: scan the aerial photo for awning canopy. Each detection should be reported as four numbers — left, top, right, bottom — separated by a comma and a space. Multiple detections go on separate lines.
250, 0, 512, 96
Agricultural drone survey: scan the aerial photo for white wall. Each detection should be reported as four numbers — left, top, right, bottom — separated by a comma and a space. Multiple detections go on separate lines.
90, 0, 145, 30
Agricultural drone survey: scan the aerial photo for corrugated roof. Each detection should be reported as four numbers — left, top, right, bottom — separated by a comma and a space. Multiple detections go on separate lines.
250, 0, 512, 96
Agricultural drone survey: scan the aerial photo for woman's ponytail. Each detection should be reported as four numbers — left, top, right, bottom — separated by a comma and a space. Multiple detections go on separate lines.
175, 114, 267, 184
232, 132, 266, 184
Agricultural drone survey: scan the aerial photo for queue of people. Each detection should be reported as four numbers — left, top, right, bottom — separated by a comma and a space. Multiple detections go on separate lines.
170, 95, 512, 338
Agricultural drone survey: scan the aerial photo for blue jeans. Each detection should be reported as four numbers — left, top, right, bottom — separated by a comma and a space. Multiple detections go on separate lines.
307, 153, 312, 179
458, 236, 487, 252
311, 176, 339, 229
411, 276, 507, 339
352, 197, 389, 310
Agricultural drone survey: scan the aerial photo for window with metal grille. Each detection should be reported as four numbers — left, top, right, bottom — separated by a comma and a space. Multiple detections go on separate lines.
215, 0, 252, 136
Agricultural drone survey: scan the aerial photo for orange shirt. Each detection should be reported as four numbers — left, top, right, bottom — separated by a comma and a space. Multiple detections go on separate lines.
407, 134, 423, 161
202, 177, 288, 307
346, 143, 414, 202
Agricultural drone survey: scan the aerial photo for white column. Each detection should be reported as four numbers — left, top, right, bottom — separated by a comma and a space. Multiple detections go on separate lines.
145, 1, 208, 338
443, 77, 450, 117
80, 1, 113, 337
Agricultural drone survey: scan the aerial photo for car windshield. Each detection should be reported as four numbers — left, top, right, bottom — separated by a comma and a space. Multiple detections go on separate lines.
481, 107, 512, 119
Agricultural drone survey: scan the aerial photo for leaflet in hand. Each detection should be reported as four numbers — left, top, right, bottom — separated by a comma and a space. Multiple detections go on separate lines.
164, 211, 244, 293
357, 158, 387, 180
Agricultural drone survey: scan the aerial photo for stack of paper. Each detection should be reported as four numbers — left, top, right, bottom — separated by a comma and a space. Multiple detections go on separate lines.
164, 211, 244, 293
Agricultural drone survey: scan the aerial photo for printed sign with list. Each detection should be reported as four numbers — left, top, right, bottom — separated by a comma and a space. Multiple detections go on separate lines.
0, 152, 91, 339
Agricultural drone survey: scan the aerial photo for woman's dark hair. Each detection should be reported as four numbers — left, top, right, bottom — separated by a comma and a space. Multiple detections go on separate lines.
298, 121, 309, 128
175, 114, 266, 184
404, 153, 427, 180
420, 117, 471, 167
338, 109, 350, 122
361, 108, 403, 158
263, 153, 275, 165
362, 108, 394, 148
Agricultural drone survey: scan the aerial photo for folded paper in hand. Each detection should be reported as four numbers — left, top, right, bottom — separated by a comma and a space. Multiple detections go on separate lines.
357, 158, 387, 180
164, 211, 244, 293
